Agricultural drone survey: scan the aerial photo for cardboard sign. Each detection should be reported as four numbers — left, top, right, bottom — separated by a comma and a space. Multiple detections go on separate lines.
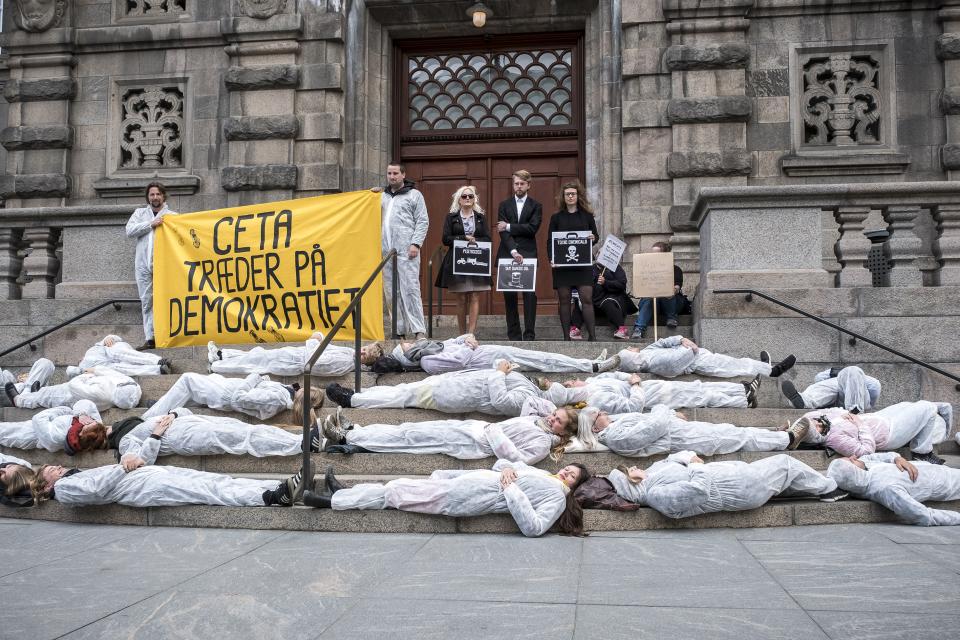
552, 231, 593, 268
596, 234, 627, 272
452, 240, 492, 276
632, 252, 676, 298
496, 259, 537, 292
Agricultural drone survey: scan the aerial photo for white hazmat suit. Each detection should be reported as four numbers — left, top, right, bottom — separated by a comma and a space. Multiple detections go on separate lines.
609, 451, 837, 517
597, 405, 788, 457
828, 453, 960, 526
14, 367, 141, 411
126, 202, 176, 342
347, 368, 562, 416
618, 336, 771, 378
421, 337, 605, 375
0, 452, 31, 468
331, 459, 569, 537
802, 401, 950, 457
76, 335, 163, 376
794, 366, 881, 411
142, 372, 293, 421
26, 400, 102, 452
210, 337, 357, 377
117, 410, 302, 461
549, 372, 750, 413
52, 464, 277, 508
381, 182, 428, 336
0, 358, 54, 394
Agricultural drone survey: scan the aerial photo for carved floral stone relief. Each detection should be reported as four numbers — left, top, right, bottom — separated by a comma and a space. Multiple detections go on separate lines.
119, 85, 184, 170
800, 52, 882, 147
122, 0, 186, 17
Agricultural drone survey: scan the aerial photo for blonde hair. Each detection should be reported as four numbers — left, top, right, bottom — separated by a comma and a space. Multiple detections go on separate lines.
449, 185, 485, 215
575, 407, 601, 451
549, 406, 581, 462
291, 387, 324, 426
30, 465, 55, 504
513, 169, 532, 182
3, 465, 34, 497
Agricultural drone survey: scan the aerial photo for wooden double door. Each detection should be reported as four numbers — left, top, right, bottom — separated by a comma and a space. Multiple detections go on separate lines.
404, 157, 580, 316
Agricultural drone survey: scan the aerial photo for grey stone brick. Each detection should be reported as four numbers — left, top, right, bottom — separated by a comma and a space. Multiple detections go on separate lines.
223, 115, 299, 141
668, 205, 697, 232
664, 43, 750, 71
223, 65, 300, 91
936, 33, 960, 60
746, 69, 789, 98
667, 96, 751, 124
0, 126, 73, 151
221, 164, 298, 191
942, 87, 960, 115
0, 174, 71, 198
3, 78, 77, 103
667, 151, 752, 178
301, 63, 343, 91
941, 143, 960, 170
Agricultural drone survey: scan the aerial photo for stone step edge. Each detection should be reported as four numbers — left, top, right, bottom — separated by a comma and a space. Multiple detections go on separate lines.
3, 498, 957, 533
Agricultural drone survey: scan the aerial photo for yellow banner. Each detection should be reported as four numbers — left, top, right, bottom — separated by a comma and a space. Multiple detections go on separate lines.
153, 191, 384, 347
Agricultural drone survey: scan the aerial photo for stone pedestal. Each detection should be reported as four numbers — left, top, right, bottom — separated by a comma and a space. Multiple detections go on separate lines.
934, 203, 960, 285
835, 206, 873, 287
884, 205, 923, 287
20, 228, 60, 299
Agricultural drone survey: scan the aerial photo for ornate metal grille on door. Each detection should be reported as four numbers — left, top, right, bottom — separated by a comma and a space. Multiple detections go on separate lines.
406, 49, 574, 133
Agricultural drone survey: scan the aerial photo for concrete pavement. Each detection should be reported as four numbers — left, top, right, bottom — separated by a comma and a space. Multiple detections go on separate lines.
2, 518, 959, 640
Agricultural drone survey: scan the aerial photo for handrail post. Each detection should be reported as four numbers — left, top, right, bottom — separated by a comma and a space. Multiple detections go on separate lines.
391, 251, 399, 339
353, 304, 362, 392
301, 369, 313, 495
427, 262, 434, 339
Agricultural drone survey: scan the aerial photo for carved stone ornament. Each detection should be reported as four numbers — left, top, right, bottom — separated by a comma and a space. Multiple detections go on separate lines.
240, 0, 286, 19
12, 0, 68, 33
801, 53, 882, 146
119, 86, 184, 170
123, 0, 186, 17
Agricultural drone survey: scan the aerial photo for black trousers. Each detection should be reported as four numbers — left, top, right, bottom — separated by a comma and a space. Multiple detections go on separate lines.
503, 291, 537, 340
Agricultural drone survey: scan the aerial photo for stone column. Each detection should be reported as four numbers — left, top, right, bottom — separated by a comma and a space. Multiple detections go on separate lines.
20, 228, 60, 300
938, 2, 960, 179
661, 0, 755, 294
834, 206, 873, 287
883, 205, 923, 287
0, 228, 24, 300
934, 203, 960, 284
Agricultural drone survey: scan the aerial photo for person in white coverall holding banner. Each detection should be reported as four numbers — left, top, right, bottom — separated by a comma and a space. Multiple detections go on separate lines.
378, 162, 429, 338
125, 182, 177, 350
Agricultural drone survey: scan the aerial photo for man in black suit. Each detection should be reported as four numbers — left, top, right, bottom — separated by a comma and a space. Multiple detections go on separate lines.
497, 169, 542, 341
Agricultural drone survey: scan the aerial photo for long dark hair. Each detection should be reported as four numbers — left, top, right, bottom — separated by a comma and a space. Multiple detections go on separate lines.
556, 180, 594, 215
555, 462, 591, 537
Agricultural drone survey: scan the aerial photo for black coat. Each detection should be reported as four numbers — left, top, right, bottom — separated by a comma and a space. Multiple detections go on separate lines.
592, 263, 638, 315
496, 196, 543, 259
435, 210, 492, 288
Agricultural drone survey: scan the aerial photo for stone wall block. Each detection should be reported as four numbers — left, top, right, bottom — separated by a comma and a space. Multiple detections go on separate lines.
3, 78, 77, 103
941, 143, 960, 170
664, 43, 750, 71
668, 205, 697, 232
0, 126, 74, 151
0, 174, 71, 199
223, 116, 299, 141
936, 33, 960, 60
667, 151, 753, 178
301, 63, 344, 91
300, 113, 343, 141
223, 65, 301, 91
667, 96, 751, 124
221, 165, 298, 191
941, 87, 960, 115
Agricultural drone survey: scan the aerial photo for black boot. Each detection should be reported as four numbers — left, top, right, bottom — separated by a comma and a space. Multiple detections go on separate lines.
158, 358, 173, 374
308, 425, 322, 453
325, 383, 355, 408
323, 444, 372, 454
4, 382, 19, 406
770, 355, 797, 377
779, 380, 805, 410
30, 380, 41, 393
324, 466, 345, 493
302, 490, 332, 509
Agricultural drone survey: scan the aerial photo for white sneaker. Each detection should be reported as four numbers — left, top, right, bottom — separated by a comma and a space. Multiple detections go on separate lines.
207, 341, 220, 364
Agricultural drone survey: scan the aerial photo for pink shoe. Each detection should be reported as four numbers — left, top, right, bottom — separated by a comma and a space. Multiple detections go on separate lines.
569, 326, 583, 340
613, 326, 629, 340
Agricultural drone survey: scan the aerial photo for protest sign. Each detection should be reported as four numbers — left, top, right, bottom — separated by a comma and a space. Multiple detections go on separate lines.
632, 252, 676, 298
596, 235, 626, 272
154, 191, 383, 347
496, 259, 537, 292
452, 240, 492, 276
551, 231, 593, 267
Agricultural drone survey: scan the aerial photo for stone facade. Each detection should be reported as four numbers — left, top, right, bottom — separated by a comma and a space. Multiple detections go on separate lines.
0, 0, 955, 300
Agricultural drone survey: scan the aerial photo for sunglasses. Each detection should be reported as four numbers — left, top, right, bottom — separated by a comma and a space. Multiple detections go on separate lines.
460, 193, 476, 199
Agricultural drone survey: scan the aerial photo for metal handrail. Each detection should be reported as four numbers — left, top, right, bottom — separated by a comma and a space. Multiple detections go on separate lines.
0, 299, 141, 359
426, 244, 446, 338
300, 250, 398, 491
713, 288, 960, 391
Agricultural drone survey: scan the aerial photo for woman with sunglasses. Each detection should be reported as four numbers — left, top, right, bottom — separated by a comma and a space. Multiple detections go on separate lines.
435, 186, 492, 335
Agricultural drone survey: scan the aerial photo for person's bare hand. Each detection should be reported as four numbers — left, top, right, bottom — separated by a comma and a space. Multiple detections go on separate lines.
597, 274, 606, 286
370, 187, 383, 193
120, 455, 145, 472
150, 216, 164, 228
674, 411, 687, 421
689, 454, 705, 464
497, 221, 508, 232
464, 335, 479, 349
513, 253, 524, 264
628, 374, 642, 385
407, 245, 420, 259
674, 285, 680, 294
500, 467, 518, 488
153, 414, 174, 436
895, 456, 919, 481
103, 337, 116, 347
465, 235, 476, 243
496, 360, 513, 374
680, 338, 699, 353
626, 466, 646, 483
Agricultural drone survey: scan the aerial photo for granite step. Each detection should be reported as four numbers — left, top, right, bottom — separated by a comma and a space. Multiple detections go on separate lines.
3, 494, 958, 534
